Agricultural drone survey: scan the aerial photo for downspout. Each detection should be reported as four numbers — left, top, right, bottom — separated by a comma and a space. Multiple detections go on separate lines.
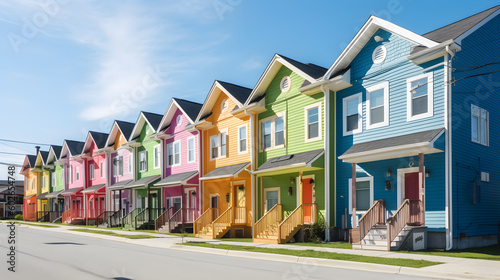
199, 129, 204, 213
321, 84, 331, 241
244, 109, 256, 224
445, 45, 454, 250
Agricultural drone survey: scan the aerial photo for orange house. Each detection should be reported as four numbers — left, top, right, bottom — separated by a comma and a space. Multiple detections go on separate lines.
193, 81, 254, 239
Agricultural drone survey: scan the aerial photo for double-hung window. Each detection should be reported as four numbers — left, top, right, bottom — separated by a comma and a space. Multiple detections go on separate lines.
366, 82, 389, 129
100, 163, 104, 178
76, 167, 80, 181
260, 114, 286, 150
238, 125, 248, 153
128, 154, 133, 173
275, 117, 285, 145
52, 172, 56, 186
210, 131, 227, 159
348, 177, 373, 215
68, 166, 72, 183
139, 150, 147, 172
113, 156, 123, 176
262, 121, 272, 149
167, 141, 181, 167
343, 93, 362, 136
407, 73, 433, 121
471, 105, 489, 146
305, 103, 321, 142
42, 176, 46, 189
153, 145, 160, 169
89, 164, 95, 180
187, 137, 196, 162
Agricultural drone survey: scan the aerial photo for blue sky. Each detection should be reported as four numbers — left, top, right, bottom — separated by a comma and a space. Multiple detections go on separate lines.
0, 0, 498, 179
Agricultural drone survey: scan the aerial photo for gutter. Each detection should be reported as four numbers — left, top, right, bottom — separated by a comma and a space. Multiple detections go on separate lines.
321, 84, 331, 241
445, 45, 455, 251
244, 108, 256, 224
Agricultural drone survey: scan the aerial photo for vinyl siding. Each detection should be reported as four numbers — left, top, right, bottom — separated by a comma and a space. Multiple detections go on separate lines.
110, 130, 133, 185
137, 123, 161, 180
451, 14, 500, 238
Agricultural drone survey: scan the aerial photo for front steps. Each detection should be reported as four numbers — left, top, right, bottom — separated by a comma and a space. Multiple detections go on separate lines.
353, 225, 419, 251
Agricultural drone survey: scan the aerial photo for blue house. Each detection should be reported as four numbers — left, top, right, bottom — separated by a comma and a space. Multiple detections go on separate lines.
304, 6, 500, 250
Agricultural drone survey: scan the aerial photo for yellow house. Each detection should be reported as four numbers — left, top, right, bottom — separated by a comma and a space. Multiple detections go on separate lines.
35, 150, 51, 216
193, 81, 254, 239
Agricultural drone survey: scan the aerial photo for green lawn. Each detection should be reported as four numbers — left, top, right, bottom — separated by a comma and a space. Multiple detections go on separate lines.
68, 228, 159, 239
129, 229, 195, 237
181, 242, 441, 268
16, 222, 59, 228
287, 242, 352, 249
402, 245, 500, 261
219, 238, 253, 243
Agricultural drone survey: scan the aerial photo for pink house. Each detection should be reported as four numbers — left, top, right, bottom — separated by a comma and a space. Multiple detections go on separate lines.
105, 120, 136, 222
154, 98, 203, 233
60, 139, 86, 224
81, 131, 108, 225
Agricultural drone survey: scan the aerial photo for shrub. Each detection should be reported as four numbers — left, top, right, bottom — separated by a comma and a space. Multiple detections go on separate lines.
304, 214, 326, 242
15, 214, 23, 221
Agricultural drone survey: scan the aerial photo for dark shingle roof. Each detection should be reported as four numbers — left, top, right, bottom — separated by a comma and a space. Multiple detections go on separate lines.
422, 5, 500, 43
154, 171, 198, 187
39, 151, 49, 164
279, 54, 328, 80
173, 98, 203, 122
125, 175, 161, 189
341, 128, 444, 156
51, 145, 62, 159
257, 149, 324, 172
65, 140, 85, 156
115, 120, 135, 140
89, 131, 109, 149
109, 179, 133, 190
202, 162, 250, 179
27, 155, 37, 167
217, 81, 253, 105
81, 184, 106, 193
142, 112, 163, 131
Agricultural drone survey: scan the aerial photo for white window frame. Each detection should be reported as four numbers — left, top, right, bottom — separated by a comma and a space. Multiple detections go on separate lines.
52, 172, 56, 186
68, 166, 72, 184
89, 163, 95, 180
128, 154, 133, 173
237, 124, 248, 154
76, 166, 80, 181
139, 150, 148, 172
259, 113, 286, 151
264, 187, 280, 213
42, 175, 46, 189
187, 137, 196, 163
366, 82, 389, 129
471, 104, 489, 146
167, 141, 181, 167
153, 144, 161, 169
348, 176, 374, 215
406, 72, 434, 121
210, 129, 228, 160
343, 93, 363, 136
100, 162, 104, 178
304, 102, 322, 143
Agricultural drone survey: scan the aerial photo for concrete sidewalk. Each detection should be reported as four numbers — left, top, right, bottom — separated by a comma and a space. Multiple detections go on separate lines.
8, 221, 500, 280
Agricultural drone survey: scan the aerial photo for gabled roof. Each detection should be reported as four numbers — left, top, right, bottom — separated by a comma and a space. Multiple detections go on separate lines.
60, 140, 85, 158
83, 131, 109, 153
26, 155, 36, 168
255, 149, 324, 173
324, 16, 438, 79
36, 150, 49, 166
245, 54, 328, 105
20, 154, 37, 174
195, 81, 252, 122
158, 98, 203, 131
46, 145, 62, 164
422, 5, 500, 43
129, 111, 163, 141
105, 120, 135, 147
200, 162, 250, 180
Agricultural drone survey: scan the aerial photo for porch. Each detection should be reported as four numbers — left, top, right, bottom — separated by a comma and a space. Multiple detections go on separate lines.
81, 184, 106, 225
107, 179, 133, 227
45, 190, 65, 223
61, 187, 84, 224
122, 175, 162, 230
23, 194, 37, 221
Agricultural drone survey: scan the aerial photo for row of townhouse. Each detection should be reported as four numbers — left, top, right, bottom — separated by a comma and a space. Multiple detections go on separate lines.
21, 6, 500, 250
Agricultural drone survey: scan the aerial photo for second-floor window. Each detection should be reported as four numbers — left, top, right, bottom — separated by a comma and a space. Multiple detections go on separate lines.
128, 154, 133, 173
366, 82, 389, 129
343, 93, 362, 136
407, 73, 433, 121
100, 163, 104, 178
210, 132, 227, 159
76, 167, 80, 181
238, 125, 247, 153
260, 114, 285, 150
154, 145, 160, 169
42, 176, 46, 189
139, 150, 147, 172
472, 104, 489, 146
187, 137, 196, 163
68, 167, 72, 184
113, 156, 123, 177
305, 103, 321, 142
52, 172, 56, 186
167, 141, 181, 167
31, 180, 35, 190
89, 163, 95, 180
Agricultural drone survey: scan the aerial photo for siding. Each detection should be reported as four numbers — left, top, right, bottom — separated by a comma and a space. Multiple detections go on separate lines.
451, 14, 500, 238
136, 122, 161, 180
110, 130, 133, 185
87, 142, 106, 187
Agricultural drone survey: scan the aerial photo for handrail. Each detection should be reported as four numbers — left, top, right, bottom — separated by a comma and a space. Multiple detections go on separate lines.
134, 208, 162, 229
155, 207, 172, 231
169, 208, 183, 231
278, 203, 317, 242
358, 200, 385, 242
233, 206, 247, 224
96, 211, 115, 227
387, 199, 422, 249
123, 208, 141, 228
212, 206, 232, 239
194, 208, 214, 235
253, 204, 283, 239
61, 208, 83, 224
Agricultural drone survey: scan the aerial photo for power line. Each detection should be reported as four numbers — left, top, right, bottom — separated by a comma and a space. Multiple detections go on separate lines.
451, 69, 500, 85
0, 138, 51, 146
0, 162, 23, 167
453, 86, 500, 94
0, 151, 28, 156
454, 61, 500, 72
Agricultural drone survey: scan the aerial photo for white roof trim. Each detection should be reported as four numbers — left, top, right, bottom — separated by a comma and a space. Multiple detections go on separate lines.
158, 99, 195, 132
104, 121, 128, 148
129, 112, 157, 142
195, 81, 243, 123
455, 9, 500, 45
324, 16, 438, 79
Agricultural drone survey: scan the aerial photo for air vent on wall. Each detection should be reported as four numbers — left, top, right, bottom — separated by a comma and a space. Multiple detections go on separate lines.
372, 45, 387, 64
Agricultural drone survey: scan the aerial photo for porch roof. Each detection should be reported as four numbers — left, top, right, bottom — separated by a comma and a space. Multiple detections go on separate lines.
24, 194, 36, 199
61, 187, 83, 196
45, 190, 64, 198
109, 179, 133, 190
123, 175, 161, 189
254, 149, 324, 176
37, 192, 49, 200
81, 184, 106, 194
339, 128, 444, 163
200, 162, 250, 181
154, 171, 198, 187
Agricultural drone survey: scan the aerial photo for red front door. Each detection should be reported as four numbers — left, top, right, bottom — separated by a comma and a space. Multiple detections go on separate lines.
302, 179, 313, 224
404, 172, 419, 200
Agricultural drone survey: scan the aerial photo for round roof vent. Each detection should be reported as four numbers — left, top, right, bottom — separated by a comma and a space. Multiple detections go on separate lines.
280, 76, 291, 93
372, 45, 387, 64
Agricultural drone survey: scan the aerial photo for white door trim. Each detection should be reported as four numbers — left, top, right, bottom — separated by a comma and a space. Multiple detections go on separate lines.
397, 167, 420, 207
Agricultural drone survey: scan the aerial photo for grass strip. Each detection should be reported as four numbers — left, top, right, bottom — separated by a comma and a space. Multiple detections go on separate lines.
181, 242, 441, 268
16, 222, 59, 228
69, 228, 159, 239
130, 229, 195, 237
401, 245, 500, 261
287, 242, 352, 249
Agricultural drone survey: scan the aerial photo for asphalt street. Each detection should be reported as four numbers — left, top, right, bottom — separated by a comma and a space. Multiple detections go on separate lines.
0, 226, 434, 280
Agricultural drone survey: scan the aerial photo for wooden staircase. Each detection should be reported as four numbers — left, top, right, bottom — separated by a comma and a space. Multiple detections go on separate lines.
253, 203, 317, 244
194, 208, 217, 238
123, 208, 141, 229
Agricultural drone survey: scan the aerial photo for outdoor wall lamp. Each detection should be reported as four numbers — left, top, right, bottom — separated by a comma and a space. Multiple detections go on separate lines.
374, 35, 383, 42
192, 191, 196, 196
238, 186, 245, 191
386, 169, 392, 177
385, 180, 391, 190
290, 177, 295, 184
225, 193, 230, 203
309, 179, 315, 186
425, 169, 431, 178
288, 187, 293, 196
